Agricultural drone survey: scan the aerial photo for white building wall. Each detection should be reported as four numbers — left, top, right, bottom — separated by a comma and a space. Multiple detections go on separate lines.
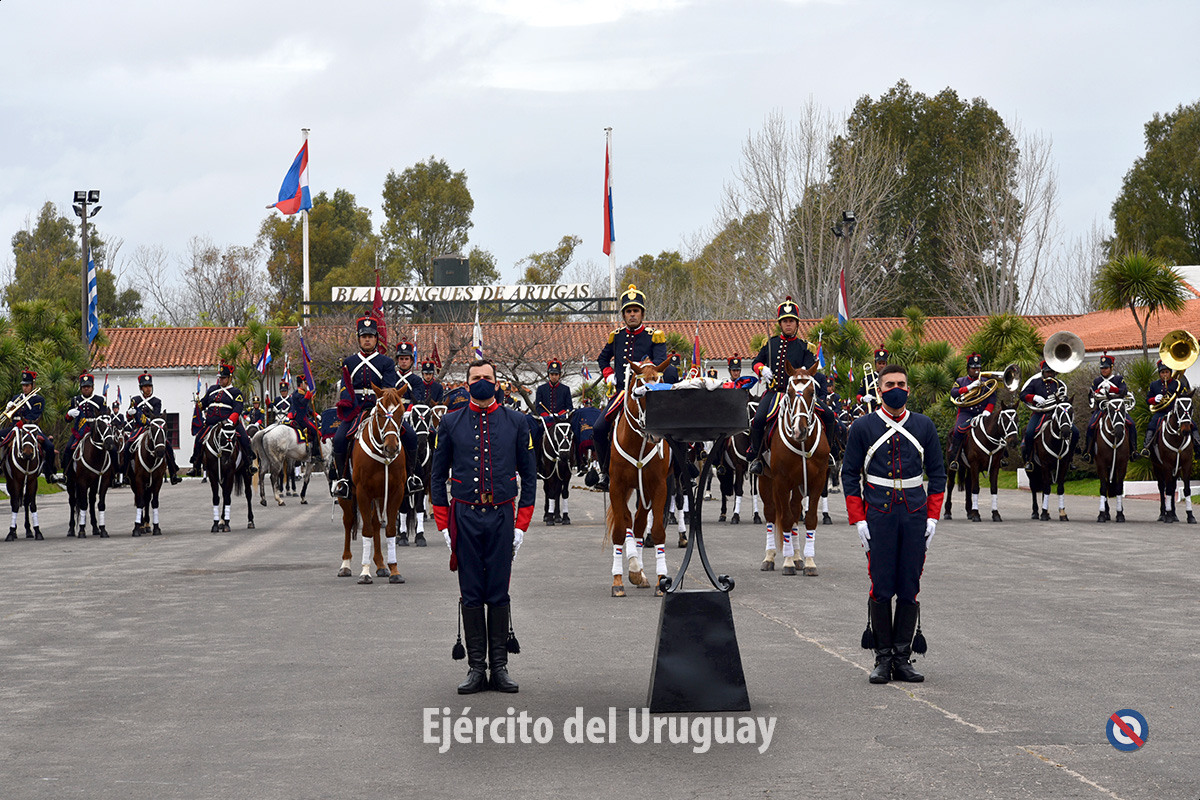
108, 368, 202, 457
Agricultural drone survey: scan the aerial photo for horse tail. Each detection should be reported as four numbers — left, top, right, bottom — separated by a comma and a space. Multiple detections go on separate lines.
602, 493, 616, 551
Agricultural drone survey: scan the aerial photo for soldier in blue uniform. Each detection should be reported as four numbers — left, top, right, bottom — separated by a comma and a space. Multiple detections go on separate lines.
588, 285, 678, 491
188, 364, 254, 477
854, 349, 889, 411
1, 370, 57, 481
329, 317, 421, 499
407, 361, 445, 406
747, 297, 838, 474
431, 359, 536, 695
1142, 360, 1200, 456
1020, 361, 1078, 471
123, 372, 183, 483
394, 340, 417, 391
444, 383, 470, 413
284, 376, 323, 461
945, 353, 996, 471
61, 373, 106, 479
728, 354, 758, 391
530, 359, 574, 452
841, 363, 945, 685
272, 378, 292, 425
246, 396, 266, 427
1082, 354, 1138, 462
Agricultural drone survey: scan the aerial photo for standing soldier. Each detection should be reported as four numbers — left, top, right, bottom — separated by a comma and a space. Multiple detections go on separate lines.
329, 317, 421, 499
1020, 360, 1078, 471
530, 359, 574, 452
588, 285, 678, 491
1, 370, 56, 482
841, 363, 945, 684
431, 359, 536, 695
61, 373, 106, 480
1142, 360, 1200, 456
856, 348, 889, 412
189, 364, 255, 477
946, 354, 995, 471
124, 372, 183, 484
408, 361, 445, 407
1083, 354, 1137, 462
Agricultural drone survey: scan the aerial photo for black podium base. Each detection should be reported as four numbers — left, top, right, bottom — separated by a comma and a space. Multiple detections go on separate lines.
647, 589, 750, 713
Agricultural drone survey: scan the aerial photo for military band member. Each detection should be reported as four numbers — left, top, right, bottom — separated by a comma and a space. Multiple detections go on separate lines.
330, 317, 421, 499
188, 365, 253, 477
1083, 354, 1137, 462
246, 396, 266, 427
588, 284, 678, 491
124, 373, 183, 483
530, 359, 573, 452
407, 361, 445, 407
841, 363, 944, 684
1142, 360, 1200, 456
432, 359, 536, 695
706, 366, 719, 379
728, 354, 758, 391
946, 353, 995, 471
1, 370, 56, 482
856, 349, 890, 410
61, 373, 106, 478
1020, 360, 1079, 471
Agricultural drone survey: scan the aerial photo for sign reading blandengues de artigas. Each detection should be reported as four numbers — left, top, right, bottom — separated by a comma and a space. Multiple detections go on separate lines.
331, 284, 594, 303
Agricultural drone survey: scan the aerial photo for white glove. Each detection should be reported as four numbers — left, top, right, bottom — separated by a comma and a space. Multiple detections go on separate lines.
67, 408, 80, 419
759, 366, 772, 383
513, 528, 525, 557
967, 379, 981, 390
126, 406, 137, 417
980, 410, 990, 418
1154, 394, 1164, 404
856, 520, 870, 550
4, 401, 14, 412
925, 518, 937, 548
605, 373, 616, 387
441, 530, 451, 552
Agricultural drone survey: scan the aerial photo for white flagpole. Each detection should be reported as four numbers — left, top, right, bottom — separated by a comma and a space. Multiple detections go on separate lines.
606, 127, 616, 315
301, 127, 311, 321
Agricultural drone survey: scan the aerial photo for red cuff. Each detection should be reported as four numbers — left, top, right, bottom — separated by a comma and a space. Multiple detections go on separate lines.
754, 363, 764, 376
433, 505, 450, 532
846, 495, 865, 525
1109, 386, 1119, 393
540, 412, 550, 417
601, 367, 614, 379
229, 412, 240, 424
984, 402, 994, 414
926, 492, 944, 521
305, 390, 314, 400
515, 504, 533, 532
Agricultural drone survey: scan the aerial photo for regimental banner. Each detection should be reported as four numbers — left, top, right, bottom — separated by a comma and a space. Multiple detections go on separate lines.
331, 284, 594, 303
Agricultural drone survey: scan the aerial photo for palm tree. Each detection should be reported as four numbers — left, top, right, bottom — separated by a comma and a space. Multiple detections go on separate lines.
1094, 251, 1190, 360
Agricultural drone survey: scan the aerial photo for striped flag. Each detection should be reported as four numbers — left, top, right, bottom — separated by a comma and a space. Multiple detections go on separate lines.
837, 266, 850, 327
269, 140, 312, 215
255, 340, 272, 376
603, 134, 615, 256
116, 384, 122, 407
691, 323, 701, 372
102, 373, 110, 399
86, 260, 100, 344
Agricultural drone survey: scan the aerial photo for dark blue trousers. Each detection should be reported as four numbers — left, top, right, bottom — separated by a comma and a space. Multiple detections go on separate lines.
865, 508, 927, 605
454, 503, 515, 607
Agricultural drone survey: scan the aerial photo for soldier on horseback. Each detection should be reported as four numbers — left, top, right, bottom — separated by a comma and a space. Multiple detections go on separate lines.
1142, 360, 1200, 457
587, 285, 677, 491
407, 360, 445, 406
1, 370, 57, 483
746, 298, 839, 474
61, 373, 106, 479
394, 340, 417, 390
946, 354, 995, 471
123, 373, 183, 484
1021, 360, 1079, 471
727, 354, 758, 391
329, 317, 422, 499
856, 349, 889, 411
530, 359, 573, 452
246, 396, 266, 428
272, 378, 292, 425
283, 375, 323, 462
188, 364, 255, 478
1082, 354, 1137, 463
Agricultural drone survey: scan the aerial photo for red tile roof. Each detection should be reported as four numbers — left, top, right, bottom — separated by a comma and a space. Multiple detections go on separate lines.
1035, 300, 1200, 354
95, 327, 246, 369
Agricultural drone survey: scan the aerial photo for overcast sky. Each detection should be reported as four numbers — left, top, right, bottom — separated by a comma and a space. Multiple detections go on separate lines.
3, 0, 1198, 301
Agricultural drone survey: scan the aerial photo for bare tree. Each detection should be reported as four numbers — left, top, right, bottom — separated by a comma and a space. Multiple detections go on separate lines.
130, 244, 189, 326
938, 125, 1061, 315
1035, 219, 1110, 315
180, 236, 270, 326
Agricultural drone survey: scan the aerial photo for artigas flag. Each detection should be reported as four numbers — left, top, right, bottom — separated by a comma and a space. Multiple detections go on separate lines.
603, 135, 615, 256
270, 140, 312, 215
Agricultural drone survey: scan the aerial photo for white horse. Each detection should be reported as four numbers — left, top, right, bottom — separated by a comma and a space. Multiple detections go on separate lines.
252, 423, 325, 506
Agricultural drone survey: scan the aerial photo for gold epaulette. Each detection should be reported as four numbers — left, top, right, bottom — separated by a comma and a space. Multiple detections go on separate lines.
807, 340, 820, 356
608, 329, 618, 344
652, 329, 666, 344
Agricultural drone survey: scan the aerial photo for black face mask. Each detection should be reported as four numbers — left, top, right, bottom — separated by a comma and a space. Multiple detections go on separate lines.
882, 387, 908, 409
469, 379, 496, 402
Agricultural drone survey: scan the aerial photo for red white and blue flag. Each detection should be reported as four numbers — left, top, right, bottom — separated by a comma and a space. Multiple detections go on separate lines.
837, 266, 850, 327
102, 373, 110, 398
817, 340, 825, 370
299, 327, 316, 391
270, 140, 312, 216
603, 136, 615, 256
692, 323, 701, 373
256, 340, 272, 376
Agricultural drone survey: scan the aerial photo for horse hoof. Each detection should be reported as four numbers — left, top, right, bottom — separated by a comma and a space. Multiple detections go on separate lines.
337, 567, 352, 577
560, 514, 570, 525
945, 510, 953, 520
1189, 512, 1197, 524
131, 530, 141, 537
730, 513, 739, 524
376, 567, 389, 578
78, 531, 87, 539
1157, 513, 1165, 522
718, 514, 726, 523
221, 523, 231, 532
667, 513, 677, 525
358, 575, 373, 584
300, 498, 308, 505
397, 534, 409, 547
259, 499, 267, 506
1059, 513, 1069, 522
99, 529, 109, 538
211, 522, 220, 533
33, 530, 43, 541
1039, 511, 1050, 521
781, 565, 797, 576
1115, 511, 1126, 523
760, 560, 774, 571
277, 501, 286, 507
991, 511, 1002, 522
4, 530, 14, 542
67, 531, 76, 538
822, 513, 832, 525
677, 534, 687, 548
389, 574, 405, 584
545, 518, 555, 526
152, 526, 162, 536
1097, 513, 1108, 523
1030, 512, 1039, 520
654, 578, 666, 597
803, 562, 819, 577
611, 585, 626, 597
247, 521, 255, 529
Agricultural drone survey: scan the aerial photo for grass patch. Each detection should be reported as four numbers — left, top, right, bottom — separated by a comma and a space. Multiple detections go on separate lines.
0, 477, 64, 501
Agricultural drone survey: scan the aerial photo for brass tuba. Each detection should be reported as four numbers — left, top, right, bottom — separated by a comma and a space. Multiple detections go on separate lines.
950, 363, 1021, 407
1151, 329, 1199, 412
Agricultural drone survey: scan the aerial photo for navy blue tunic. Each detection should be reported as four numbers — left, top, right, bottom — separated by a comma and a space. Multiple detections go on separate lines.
597, 325, 677, 391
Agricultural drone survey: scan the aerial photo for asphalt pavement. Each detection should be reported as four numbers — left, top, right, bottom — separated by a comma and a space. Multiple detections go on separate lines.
0, 473, 1196, 799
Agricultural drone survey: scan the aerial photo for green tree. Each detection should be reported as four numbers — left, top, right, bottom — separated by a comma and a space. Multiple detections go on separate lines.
466, 246, 500, 286
962, 313, 1045, 378
516, 235, 581, 285
804, 317, 872, 399
838, 80, 1018, 315
381, 157, 474, 285
619, 251, 706, 320
1093, 251, 1190, 360
1110, 100, 1200, 263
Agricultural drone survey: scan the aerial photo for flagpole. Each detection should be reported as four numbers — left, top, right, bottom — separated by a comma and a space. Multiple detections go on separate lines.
301, 127, 311, 321
605, 127, 616, 317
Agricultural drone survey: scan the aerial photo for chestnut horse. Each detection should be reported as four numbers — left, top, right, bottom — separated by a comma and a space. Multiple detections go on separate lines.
338, 386, 408, 584
758, 363, 829, 577
604, 358, 672, 597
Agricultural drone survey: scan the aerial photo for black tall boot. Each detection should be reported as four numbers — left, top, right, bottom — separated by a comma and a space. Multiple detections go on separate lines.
868, 597, 894, 684
947, 431, 963, 471
592, 434, 612, 491
405, 441, 424, 493
457, 605, 489, 694
487, 604, 519, 693
891, 601, 925, 682
746, 426, 765, 475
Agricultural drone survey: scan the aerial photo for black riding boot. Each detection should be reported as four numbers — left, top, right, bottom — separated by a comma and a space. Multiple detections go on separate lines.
43, 444, 57, 482
947, 431, 963, 471
330, 451, 351, 498
404, 441, 423, 493
591, 434, 612, 491
487, 604, 519, 693
1083, 427, 1095, 463
457, 605, 489, 694
891, 602, 925, 682
868, 597, 894, 684
746, 426, 765, 475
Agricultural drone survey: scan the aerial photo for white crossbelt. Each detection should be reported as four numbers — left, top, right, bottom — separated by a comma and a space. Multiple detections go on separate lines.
862, 409, 926, 491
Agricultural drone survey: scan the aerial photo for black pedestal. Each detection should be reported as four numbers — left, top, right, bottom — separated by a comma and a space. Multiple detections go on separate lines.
647, 589, 750, 712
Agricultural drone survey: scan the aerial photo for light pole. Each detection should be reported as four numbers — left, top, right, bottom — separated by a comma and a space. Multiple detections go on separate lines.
72, 190, 102, 348
831, 209, 857, 302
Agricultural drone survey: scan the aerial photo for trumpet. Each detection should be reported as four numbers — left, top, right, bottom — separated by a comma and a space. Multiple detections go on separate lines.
951, 363, 1020, 408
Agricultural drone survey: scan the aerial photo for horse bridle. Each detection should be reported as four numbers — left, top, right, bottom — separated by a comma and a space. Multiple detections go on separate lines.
360, 399, 403, 465
75, 414, 115, 476
8, 424, 42, 477
537, 417, 573, 480
1036, 402, 1074, 464
778, 373, 822, 458
137, 418, 168, 474
612, 366, 666, 510
1157, 395, 1194, 473
969, 408, 1017, 458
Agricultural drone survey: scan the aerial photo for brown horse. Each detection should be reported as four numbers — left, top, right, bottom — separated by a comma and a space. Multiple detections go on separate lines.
758, 362, 829, 577
3, 423, 44, 541
604, 358, 673, 597
1148, 393, 1195, 524
944, 404, 1018, 522
338, 386, 408, 584
1094, 395, 1134, 523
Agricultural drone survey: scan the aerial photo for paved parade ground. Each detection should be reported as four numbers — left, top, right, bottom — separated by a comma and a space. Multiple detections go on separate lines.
1, 475, 1197, 799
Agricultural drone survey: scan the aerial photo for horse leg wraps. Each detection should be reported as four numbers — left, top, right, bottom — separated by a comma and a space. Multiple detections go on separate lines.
1098, 496, 1107, 511
803, 530, 815, 559
213, 505, 221, 521
398, 514, 407, 534
781, 531, 794, 558
361, 537, 373, 569
677, 508, 686, 533
991, 494, 999, 511
98, 510, 105, 527
10, 511, 17, 528
820, 496, 828, 513
79, 510, 87, 528
654, 545, 667, 577
415, 511, 425, 534
753, 493, 761, 514
734, 496, 742, 515
1187, 495, 1194, 512
669, 496, 677, 513
30, 511, 38, 528
560, 497, 568, 514
612, 545, 624, 576
152, 508, 159, 526
224, 505, 231, 521
387, 535, 397, 564
1058, 495, 1066, 511
1041, 495, 1049, 510
764, 523, 775, 553
623, 531, 639, 568
681, 495, 690, 513
1116, 496, 1124, 512
135, 508, 143, 524
972, 493, 979, 511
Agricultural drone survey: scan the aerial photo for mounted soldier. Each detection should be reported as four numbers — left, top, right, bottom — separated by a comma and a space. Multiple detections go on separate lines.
285, 374, 323, 462
407, 360, 445, 407
272, 378, 292, 425
587, 284, 678, 491
946, 353, 995, 471
1020, 360, 1078, 471
61, 372, 107, 479
394, 340, 417, 392
189, 364, 255, 478
1083, 354, 1137, 463
329, 316, 422, 499
1, 369, 57, 482
727, 354, 758, 392
246, 396, 266, 428
123, 372, 183, 484
856, 348, 889, 412
530, 359, 574, 452
1143, 359, 1200, 456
